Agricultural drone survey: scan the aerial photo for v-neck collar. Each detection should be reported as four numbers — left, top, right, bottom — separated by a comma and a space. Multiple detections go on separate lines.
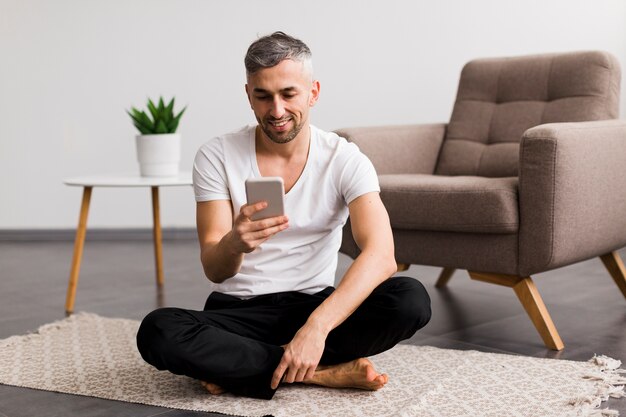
249, 125, 314, 196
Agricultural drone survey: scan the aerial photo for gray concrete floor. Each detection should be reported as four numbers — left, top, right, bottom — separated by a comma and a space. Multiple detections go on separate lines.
0, 239, 624, 416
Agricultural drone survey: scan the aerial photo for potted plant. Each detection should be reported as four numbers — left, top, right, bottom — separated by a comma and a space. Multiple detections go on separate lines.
127, 97, 186, 177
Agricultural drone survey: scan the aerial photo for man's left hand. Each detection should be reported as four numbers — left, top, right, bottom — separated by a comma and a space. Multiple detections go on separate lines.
271, 323, 327, 389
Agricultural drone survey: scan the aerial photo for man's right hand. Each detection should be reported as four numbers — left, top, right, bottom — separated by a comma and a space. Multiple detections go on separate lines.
226, 201, 289, 254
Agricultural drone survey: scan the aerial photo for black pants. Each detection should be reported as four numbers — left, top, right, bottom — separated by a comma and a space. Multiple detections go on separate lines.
136, 276, 431, 400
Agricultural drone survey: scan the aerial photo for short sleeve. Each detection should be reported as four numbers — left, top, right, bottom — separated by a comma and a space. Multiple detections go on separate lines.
336, 142, 380, 204
192, 137, 231, 202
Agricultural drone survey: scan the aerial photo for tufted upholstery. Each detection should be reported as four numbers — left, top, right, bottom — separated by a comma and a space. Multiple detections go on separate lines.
435, 51, 621, 177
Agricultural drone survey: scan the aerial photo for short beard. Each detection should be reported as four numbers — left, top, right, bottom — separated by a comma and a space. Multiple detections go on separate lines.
259, 117, 304, 144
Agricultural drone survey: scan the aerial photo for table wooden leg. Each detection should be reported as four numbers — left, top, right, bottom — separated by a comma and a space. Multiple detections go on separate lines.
65, 186, 92, 315
151, 186, 164, 287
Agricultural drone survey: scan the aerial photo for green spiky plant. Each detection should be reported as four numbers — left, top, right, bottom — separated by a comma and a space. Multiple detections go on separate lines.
127, 97, 186, 135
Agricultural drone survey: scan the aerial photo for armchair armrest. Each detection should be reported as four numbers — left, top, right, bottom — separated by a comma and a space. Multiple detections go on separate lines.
518, 119, 626, 276
334, 123, 447, 175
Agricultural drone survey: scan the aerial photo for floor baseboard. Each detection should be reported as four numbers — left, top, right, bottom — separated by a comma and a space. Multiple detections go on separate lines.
0, 228, 197, 242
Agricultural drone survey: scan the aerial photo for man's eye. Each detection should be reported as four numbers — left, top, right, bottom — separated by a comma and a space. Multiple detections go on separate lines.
255, 96, 271, 101
283, 94, 296, 99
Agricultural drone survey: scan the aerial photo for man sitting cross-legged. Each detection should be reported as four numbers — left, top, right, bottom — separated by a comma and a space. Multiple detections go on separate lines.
136, 31, 431, 400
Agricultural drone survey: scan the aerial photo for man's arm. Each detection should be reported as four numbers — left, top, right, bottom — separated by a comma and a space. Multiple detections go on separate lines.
271, 191, 397, 388
197, 200, 290, 283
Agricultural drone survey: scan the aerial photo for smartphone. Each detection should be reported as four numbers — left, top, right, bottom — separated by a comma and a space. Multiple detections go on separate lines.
245, 177, 285, 221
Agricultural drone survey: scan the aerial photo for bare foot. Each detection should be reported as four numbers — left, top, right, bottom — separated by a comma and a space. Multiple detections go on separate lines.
306, 358, 388, 390
200, 380, 226, 395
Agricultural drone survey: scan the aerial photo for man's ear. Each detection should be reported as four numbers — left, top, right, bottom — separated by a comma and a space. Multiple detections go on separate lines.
309, 80, 321, 107
245, 84, 253, 108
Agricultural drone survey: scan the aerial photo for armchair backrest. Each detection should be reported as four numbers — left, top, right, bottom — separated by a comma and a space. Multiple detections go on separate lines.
435, 51, 621, 177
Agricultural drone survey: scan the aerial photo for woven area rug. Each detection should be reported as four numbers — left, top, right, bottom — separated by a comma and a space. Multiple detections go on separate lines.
0, 314, 624, 417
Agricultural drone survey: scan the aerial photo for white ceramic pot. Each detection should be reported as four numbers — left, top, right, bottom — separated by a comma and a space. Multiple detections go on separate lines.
135, 133, 181, 177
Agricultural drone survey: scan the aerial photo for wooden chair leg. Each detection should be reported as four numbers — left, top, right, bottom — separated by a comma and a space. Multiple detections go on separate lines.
396, 263, 410, 272
65, 186, 92, 315
512, 278, 564, 351
435, 268, 456, 288
468, 271, 564, 351
599, 251, 626, 299
151, 186, 164, 287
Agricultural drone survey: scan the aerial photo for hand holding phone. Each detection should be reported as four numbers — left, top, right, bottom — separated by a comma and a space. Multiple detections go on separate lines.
245, 177, 285, 221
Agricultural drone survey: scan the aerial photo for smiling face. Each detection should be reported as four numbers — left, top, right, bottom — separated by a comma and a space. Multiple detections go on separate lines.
245, 59, 320, 145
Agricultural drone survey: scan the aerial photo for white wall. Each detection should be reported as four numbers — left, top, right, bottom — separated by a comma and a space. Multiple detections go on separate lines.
1, 0, 625, 229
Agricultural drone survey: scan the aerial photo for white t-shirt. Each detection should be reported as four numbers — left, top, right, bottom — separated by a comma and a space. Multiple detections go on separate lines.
193, 124, 380, 298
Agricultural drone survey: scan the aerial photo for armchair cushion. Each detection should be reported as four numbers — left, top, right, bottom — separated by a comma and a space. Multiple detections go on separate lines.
436, 51, 621, 177
379, 175, 518, 234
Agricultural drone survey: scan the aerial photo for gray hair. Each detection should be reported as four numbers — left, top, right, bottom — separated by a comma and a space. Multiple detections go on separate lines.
245, 31, 313, 78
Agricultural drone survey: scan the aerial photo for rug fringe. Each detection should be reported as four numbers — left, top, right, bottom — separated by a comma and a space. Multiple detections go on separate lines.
569, 355, 626, 416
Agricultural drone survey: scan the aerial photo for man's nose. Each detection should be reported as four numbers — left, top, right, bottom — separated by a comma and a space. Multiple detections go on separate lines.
270, 98, 286, 119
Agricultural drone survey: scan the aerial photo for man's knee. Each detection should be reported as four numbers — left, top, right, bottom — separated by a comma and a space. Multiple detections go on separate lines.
387, 277, 432, 334
136, 307, 187, 365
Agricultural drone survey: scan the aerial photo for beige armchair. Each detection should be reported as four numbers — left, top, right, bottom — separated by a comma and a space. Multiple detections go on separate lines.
337, 51, 626, 350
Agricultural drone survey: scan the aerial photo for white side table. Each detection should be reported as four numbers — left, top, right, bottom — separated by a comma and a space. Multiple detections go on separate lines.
63, 173, 193, 314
